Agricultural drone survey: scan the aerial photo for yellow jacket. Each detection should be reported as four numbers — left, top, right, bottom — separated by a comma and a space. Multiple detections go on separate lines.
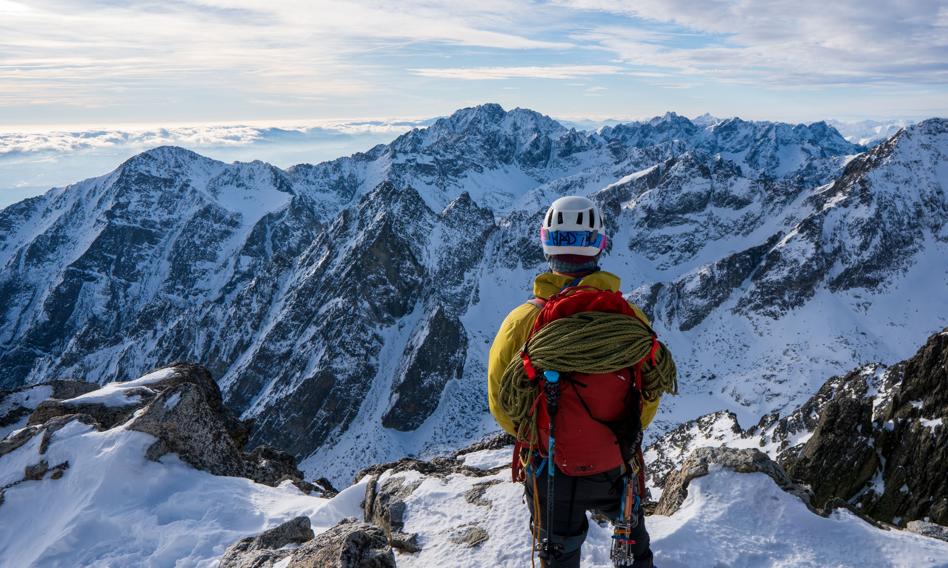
487, 270, 661, 436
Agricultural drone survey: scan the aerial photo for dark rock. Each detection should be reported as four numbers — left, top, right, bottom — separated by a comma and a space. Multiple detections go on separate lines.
29, 396, 149, 430
0, 406, 30, 430
656, 447, 812, 516
451, 432, 515, 455
127, 377, 304, 487
784, 329, 948, 526
129, 382, 250, 478
47, 380, 99, 400
23, 460, 48, 480
785, 374, 878, 506
906, 520, 948, 543
465, 480, 501, 507
449, 525, 489, 547
362, 475, 422, 552
382, 305, 467, 431
357, 456, 501, 483
219, 516, 315, 568
288, 518, 396, 568
314, 477, 339, 498
49, 461, 69, 479
245, 445, 308, 488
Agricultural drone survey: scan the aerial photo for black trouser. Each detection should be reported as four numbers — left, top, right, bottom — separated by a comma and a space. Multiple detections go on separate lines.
525, 465, 653, 568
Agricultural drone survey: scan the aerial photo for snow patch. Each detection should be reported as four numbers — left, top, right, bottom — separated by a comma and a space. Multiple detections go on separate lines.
60, 367, 179, 408
163, 391, 182, 410
0, 416, 354, 567
457, 447, 511, 470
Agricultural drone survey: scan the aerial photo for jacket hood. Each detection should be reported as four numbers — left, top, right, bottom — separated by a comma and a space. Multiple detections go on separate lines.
533, 270, 622, 300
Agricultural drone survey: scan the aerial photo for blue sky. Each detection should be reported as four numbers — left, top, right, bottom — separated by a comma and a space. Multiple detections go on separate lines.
1, 0, 946, 128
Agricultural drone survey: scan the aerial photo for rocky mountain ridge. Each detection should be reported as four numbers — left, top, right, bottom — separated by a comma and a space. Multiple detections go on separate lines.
1, 104, 945, 483
643, 328, 948, 528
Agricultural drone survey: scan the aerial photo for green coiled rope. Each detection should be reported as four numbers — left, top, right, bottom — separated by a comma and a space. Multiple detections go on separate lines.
499, 311, 678, 447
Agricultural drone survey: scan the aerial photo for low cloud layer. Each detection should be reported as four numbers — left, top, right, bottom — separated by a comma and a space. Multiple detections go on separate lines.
0, 120, 425, 157
0, 119, 426, 207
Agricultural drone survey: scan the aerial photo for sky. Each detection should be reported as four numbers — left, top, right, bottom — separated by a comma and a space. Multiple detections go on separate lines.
0, 0, 946, 206
1, 0, 946, 128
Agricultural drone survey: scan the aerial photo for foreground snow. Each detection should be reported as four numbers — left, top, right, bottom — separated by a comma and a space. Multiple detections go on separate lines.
386, 449, 948, 568
0, 419, 365, 567
2, 419, 947, 566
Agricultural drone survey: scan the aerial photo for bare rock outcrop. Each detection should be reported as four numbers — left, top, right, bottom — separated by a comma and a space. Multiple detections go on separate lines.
785, 329, 948, 526
219, 516, 315, 568
2, 363, 313, 494
220, 517, 395, 568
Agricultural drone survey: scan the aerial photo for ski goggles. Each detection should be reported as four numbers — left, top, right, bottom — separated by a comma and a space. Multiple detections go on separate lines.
540, 228, 606, 250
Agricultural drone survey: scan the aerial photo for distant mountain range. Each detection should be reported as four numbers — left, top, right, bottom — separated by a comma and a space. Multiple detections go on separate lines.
1, 104, 945, 482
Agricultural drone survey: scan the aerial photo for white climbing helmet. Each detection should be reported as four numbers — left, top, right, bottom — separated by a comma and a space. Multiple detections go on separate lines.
539, 195, 607, 256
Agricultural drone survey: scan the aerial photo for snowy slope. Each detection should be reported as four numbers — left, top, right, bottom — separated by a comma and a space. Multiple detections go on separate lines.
0, 422, 345, 567
0, 105, 945, 485
0, 369, 368, 567
362, 447, 948, 568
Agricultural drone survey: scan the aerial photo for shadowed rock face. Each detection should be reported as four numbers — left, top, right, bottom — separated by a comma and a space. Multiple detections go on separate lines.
643, 329, 948, 529
382, 306, 467, 431
787, 329, 948, 526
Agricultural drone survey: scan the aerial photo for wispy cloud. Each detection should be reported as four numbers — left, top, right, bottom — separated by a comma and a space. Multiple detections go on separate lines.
409, 65, 623, 80
0, 0, 570, 116
559, 0, 948, 86
0, 0, 945, 126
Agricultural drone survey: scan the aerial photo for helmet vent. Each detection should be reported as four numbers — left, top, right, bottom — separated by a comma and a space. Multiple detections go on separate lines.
588, 208, 595, 228
546, 209, 554, 227
557, 211, 563, 225
576, 211, 584, 225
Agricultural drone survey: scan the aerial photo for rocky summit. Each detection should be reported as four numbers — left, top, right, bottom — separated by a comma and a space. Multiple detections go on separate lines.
0, 105, 946, 483
0, 363, 313, 493
642, 328, 948, 528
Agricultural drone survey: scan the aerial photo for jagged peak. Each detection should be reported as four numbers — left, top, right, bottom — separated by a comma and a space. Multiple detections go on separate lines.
131, 145, 212, 164
441, 190, 494, 224
692, 112, 724, 127
421, 103, 566, 140
647, 111, 692, 126
119, 145, 224, 177
908, 117, 948, 136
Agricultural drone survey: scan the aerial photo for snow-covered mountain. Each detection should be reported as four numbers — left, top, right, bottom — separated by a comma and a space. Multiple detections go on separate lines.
1, 104, 945, 483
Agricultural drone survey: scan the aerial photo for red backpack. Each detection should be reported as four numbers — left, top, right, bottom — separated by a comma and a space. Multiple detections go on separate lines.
513, 286, 658, 483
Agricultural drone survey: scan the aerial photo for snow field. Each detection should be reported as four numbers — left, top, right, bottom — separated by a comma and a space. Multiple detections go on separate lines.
387, 465, 948, 568
0, 418, 357, 568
